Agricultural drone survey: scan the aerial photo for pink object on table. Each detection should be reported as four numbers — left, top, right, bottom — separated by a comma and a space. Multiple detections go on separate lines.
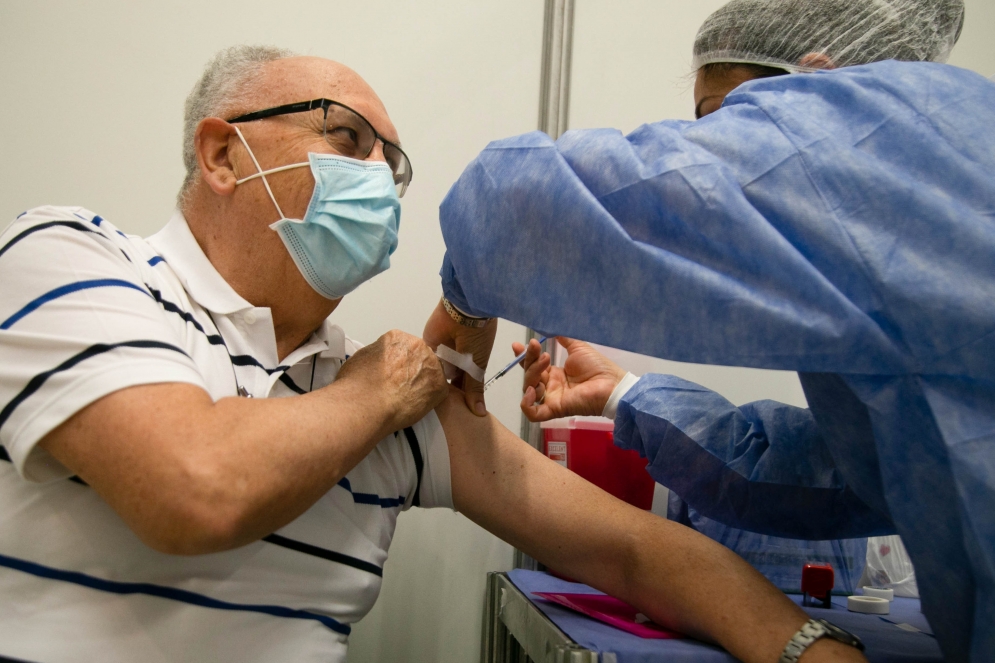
533, 592, 683, 640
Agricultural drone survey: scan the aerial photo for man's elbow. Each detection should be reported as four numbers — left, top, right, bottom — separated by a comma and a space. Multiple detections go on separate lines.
126, 463, 256, 555
137, 505, 248, 556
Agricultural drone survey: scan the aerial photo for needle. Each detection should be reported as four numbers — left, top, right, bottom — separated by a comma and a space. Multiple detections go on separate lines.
483, 336, 548, 391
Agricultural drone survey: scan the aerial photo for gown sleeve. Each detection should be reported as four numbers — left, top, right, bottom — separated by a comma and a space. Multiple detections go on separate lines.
615, 374, 894, 539
438, 74, 919, 374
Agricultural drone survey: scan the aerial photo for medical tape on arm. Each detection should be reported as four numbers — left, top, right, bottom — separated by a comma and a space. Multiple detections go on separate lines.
435, 345, 485, 383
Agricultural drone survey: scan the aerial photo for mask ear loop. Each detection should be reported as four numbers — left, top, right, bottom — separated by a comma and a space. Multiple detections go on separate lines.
233, 124, 287, 219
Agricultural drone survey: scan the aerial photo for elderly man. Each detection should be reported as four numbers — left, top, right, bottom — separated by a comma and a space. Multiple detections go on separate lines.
0, 47, 863, 663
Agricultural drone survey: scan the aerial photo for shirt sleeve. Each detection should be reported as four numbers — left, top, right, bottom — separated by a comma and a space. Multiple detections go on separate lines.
0, 207, 206, 483
614, 373, 894, 539
406, 410, 453, 511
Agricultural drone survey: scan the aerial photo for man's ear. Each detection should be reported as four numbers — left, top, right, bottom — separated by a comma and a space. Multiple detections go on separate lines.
798, 52, 836, 70
195, 117, 239, 197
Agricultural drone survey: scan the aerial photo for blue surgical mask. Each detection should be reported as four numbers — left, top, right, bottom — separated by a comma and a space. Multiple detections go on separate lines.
234, 126, 401, 300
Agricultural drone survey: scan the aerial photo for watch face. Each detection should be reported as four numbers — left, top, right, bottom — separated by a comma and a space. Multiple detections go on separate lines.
815, 619, 865, 651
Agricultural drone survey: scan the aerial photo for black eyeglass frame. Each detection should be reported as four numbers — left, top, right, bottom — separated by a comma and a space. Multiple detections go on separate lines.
227, 98, 412, 196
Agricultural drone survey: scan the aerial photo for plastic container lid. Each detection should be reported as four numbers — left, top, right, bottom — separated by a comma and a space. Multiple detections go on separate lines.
539, 416, 615, 431
847, 596, 890, 615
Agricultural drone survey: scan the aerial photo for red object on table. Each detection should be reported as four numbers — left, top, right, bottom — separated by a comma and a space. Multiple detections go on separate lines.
801, 563, 835, 608
541, 417, 654, 509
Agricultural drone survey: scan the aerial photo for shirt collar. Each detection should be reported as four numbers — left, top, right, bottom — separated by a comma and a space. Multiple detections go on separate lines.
315, 321, 346, 360
147, 210, 253, 315
148, 209, 343, 363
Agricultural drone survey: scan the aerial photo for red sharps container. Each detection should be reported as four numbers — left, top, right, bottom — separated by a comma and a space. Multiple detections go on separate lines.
541, 417, 655, 510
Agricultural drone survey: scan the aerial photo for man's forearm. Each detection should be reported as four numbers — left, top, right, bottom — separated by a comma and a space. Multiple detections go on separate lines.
437, 390, 865, 663
42, 377, 398, 554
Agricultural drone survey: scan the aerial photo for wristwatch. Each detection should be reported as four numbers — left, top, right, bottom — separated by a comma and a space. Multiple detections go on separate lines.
778, 618, 864, 662
441, 297, 492, 328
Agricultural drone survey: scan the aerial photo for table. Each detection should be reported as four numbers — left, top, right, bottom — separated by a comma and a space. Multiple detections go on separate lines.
481, 570, 942, 663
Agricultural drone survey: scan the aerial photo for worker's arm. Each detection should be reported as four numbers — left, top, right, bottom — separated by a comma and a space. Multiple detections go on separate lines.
437, 388, 866, 663
517, 337, 892, 539
437, 90, 910, 376
39, 329, 448, 555
422, 297, 498, 417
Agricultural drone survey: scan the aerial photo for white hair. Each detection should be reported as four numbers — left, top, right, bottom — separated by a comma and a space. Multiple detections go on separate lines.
178, 45, 297, 207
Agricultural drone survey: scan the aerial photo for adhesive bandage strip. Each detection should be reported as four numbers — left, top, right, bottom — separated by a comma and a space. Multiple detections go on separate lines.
435, 345, 485, 383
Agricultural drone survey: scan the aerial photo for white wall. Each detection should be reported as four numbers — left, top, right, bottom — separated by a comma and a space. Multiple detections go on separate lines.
0, 2, 541, 662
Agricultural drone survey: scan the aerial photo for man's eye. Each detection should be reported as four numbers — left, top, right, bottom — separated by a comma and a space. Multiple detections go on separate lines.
328, 126, 359, 147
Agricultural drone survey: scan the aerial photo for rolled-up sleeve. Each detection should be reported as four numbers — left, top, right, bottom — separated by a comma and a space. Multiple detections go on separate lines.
614, 374, 893, 539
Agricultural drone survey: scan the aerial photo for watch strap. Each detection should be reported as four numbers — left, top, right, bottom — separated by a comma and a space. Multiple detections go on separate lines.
779, 618, 864, 663
442, 297, 492, 328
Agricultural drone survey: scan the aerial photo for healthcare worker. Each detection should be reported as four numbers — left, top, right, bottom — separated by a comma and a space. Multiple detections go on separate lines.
423, 0, 995, 660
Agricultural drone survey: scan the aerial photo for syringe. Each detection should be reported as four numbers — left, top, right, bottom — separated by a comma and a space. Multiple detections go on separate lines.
483, 336, 548, 391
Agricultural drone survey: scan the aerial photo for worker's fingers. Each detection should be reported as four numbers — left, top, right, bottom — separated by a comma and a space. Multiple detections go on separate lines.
462, 374, 487, 417
511, 342, 526, 357
521, 385, 553, 422
522, 353, 551, 391
556, 336, 585, 354
523, 339, 544, 369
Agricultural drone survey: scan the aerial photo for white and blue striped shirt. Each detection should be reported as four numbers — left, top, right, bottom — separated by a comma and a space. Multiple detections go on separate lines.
0, 206, 453, 663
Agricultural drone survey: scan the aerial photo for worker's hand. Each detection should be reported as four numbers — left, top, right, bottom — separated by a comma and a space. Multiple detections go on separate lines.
423, 298, 498, 417
337, 329, 450, 433
517, 336, 627, 422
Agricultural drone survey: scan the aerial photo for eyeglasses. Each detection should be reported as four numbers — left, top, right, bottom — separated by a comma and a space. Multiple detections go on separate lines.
228, 99, 412, 198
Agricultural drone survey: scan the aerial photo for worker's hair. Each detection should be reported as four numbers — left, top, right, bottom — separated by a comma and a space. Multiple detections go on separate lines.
177, 45, 297, 208
699, 62, 789, 81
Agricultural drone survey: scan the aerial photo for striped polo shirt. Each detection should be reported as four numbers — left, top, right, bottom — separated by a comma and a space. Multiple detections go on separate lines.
0, 206, 453, 663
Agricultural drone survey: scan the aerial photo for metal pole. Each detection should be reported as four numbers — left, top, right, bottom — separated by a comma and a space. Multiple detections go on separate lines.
515, 0, 574, 572
538, 0, 574, 139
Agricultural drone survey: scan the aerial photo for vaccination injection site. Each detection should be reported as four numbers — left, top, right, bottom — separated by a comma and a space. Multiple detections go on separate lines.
1, 0, 994, 661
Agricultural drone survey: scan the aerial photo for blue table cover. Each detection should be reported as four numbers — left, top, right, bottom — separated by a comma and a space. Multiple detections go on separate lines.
507, 570, 942, 662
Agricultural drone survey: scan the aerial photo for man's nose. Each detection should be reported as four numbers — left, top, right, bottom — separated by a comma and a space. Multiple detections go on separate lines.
366, 139, 388, 163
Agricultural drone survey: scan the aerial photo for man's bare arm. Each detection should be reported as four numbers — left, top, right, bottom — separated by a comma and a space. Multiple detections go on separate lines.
39, 330, 447, 555
436, 389, 865, 663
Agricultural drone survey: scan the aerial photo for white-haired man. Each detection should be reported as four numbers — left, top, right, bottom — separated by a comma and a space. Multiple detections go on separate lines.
0, 47, 864, 663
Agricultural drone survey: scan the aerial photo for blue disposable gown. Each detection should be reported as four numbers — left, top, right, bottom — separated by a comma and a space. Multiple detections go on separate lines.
438, 61, 995, 661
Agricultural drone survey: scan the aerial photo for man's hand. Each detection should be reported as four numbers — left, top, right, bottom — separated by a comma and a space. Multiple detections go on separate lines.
338, 329, 449, 433
516, 336, 627, 421
422, 298, 497, 416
